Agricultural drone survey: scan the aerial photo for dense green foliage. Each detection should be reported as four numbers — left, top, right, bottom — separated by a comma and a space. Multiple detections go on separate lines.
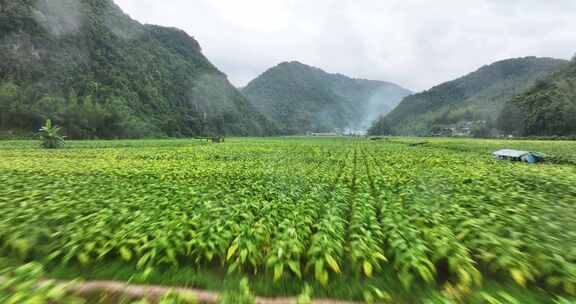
1, 137, 575, 303
0, 263, 84, 304
369, 57, 568, 136
242, 62, 411, 134
0, 262, 201, 303
498, 57, 576, 136
0, 0, 274, 139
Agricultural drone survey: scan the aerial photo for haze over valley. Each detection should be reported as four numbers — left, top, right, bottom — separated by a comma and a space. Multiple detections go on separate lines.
2, 0, 575, 138
2, 2, 576, 303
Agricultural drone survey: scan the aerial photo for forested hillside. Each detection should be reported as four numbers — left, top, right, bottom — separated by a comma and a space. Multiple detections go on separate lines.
0, 0, 274, 138
369, 57, 568, 136
242, 61, 411, 135
498, 56, 576, 136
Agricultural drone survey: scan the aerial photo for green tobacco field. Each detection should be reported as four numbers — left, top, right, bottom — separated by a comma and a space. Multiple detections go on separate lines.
1, 137, 575, 303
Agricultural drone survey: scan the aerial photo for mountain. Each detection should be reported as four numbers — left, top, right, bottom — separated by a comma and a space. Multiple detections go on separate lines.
369, 57, 569, 136
241, 61, 412, 135
498, 57, 576, 136
0, 0, 274, 139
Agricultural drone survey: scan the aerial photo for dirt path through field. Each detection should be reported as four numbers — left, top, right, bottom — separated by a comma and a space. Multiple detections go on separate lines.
43, 278, 362, 304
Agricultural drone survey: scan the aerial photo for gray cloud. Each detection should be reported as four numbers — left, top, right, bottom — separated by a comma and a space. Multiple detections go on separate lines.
114, 0, 576, 91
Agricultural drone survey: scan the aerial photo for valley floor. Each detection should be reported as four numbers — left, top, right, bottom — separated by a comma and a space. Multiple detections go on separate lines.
0, 137, 575, 303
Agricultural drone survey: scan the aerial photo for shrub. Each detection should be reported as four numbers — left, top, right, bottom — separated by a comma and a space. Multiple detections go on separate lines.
38, 119, 65, 149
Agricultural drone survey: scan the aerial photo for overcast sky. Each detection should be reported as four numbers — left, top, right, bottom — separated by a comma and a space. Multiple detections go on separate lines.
114, 0, 576, 91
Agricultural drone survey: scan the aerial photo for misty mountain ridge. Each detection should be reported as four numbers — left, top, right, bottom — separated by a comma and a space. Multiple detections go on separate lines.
1, 1, 574, 139
369, 56, 569, 136
0, 0, 274, 138
242, 61, 412, 135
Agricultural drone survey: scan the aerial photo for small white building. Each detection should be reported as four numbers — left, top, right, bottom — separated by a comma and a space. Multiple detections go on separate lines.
493, 149, 542, 163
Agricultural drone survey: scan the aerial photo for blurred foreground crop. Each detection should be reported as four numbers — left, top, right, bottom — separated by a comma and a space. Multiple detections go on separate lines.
0, 137, 575, 303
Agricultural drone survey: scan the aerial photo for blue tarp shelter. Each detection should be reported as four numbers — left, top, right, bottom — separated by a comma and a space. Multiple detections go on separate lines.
492, 149, 542, 163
